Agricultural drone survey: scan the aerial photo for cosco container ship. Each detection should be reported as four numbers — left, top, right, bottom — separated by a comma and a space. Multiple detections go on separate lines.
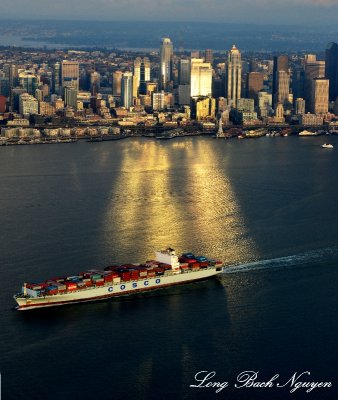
14, 248, 224, 310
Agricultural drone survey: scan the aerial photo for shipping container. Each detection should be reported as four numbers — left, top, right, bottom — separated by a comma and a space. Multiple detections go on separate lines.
95, 281, 104, 286
46, 289, 58, 295
113, 277, 121, 283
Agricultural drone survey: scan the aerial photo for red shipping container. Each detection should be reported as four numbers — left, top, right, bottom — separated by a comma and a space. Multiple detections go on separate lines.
95, 281, 104, 286
85, 281, 93, 287
147, 271, 156, 278
104, 275, 113, 282
47, 289, 58, 295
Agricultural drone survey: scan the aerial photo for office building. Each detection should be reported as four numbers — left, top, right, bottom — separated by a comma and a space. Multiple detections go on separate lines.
19, 93, 39, 116
160, 38, 173, 90
325, 42, 338, 101
190, 58, 212, 97
121, 72, 133, 109
305, 60, 325, 111
53, 62, 61, 95
247, 72, 264, 101
112, 71, 123, 96
179, 59, 190, 85
295, 98, 306, 115
90, 71, 100, 95
61, 61, 79, 90
237, 98, 255, 112
64, 87, 78, 110
272, 55, 289, 107
19, 72, 39, 96
134, 57, 151, 95
226, 45, 242, 108
311, 78, 329, 114
205, 49, 213, 64
191, 97, 216, 120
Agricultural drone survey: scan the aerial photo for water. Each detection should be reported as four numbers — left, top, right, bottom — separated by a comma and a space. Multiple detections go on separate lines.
1, 136, 338, 400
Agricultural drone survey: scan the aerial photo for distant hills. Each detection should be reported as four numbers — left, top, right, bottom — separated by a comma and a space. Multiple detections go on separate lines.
1, 19, 338, 51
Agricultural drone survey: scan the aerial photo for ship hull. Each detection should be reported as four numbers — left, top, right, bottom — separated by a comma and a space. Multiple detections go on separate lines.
14, 268, 220, 310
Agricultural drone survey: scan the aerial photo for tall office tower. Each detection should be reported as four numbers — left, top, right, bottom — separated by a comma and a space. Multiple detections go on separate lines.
0, 77, 10, 97
160, 38, 173, 90
295, 98, 306, 115
190, 59, 212, 97
90, 71, 100, 95
179, 59, 190, 85
247, 72, 264, 101
64, 87, 78, 110
310, 78, 329, 114
205, 49, 213, 64
19, 72, 39, 96
226, 45, 242, 108
292, 66, 305, 100
61, 61, 79, 90
325, 42, 338, 101
277, 70, 290, 106
53, 62, 61, 95
178, 85, 190, 105
272, 55, 289, 108
4, 64, 18, 89
121, 72, 133, 109
134, 57, 151, 95
304, 60, 325, 111
112, 71, 123, 96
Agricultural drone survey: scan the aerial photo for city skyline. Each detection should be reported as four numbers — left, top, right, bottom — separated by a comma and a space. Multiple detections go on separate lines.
1, 0, 338, 25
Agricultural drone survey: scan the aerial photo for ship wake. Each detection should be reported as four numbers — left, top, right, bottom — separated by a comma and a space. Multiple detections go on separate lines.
222, 245, 338, 274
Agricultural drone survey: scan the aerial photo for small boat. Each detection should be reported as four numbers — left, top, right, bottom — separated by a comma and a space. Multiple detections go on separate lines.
321, 144, 333, 149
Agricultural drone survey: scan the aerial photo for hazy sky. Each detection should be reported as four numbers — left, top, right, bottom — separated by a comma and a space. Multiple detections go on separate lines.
1, 0, 338, 25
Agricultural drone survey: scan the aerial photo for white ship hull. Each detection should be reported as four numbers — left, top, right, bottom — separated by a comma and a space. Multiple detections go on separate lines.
14, 268, 221, 310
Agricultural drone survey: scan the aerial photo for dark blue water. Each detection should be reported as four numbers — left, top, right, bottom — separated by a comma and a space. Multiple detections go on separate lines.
1, 136, 338, 400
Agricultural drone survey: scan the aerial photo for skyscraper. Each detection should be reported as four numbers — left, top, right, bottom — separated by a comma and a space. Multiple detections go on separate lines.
134, 57, 151, 95
112, 71, 123, 96
61, 61, 79, 91
305, 60, 325, 112
90, 71, 100, 95
190, 59, 212, 97
19, 72, 39, 96
311, 78, 329, 114
205, 49, 213, 64
53, 62, 61, 95
160, 38, 173, 90
272, 55, 289, 108
121, 72, 133, 109
247, 72, 264, 101
179, 59, 190, 85
226, 45, 242, 108
325, 42, 338, 101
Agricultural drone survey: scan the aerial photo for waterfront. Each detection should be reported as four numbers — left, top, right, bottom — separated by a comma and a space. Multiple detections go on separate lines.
1, 137, 338, 399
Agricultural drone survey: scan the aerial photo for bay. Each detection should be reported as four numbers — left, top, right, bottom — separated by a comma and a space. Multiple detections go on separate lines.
0, 136, 338, 399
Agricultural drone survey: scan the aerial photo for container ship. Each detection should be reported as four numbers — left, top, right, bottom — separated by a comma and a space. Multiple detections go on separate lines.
14, 248, 224, 310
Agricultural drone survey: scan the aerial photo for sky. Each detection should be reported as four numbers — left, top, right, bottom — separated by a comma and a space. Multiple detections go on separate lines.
1, 0, 338, 25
